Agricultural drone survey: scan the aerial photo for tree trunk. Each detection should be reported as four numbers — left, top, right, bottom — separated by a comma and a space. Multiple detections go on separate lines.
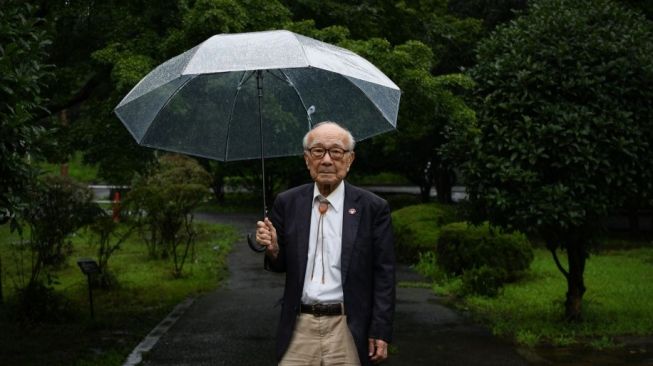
60, 110, 69, 177
565, 238, 587, 321
211, 175, 225, 203
627, 206, 640, 235
434, 170, 453, 204
418, 182, 432, 203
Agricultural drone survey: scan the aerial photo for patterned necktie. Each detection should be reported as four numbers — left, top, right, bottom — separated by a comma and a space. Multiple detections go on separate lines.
311, 195, 330, 284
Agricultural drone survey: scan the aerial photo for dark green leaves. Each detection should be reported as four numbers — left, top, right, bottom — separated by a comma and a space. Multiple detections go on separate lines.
458, 0, 653, 241
0, 2, 53, 225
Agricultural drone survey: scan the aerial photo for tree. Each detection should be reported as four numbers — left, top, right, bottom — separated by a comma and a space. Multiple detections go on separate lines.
0, 2, 52, 225
341, 37, 475, 203
37, 0, 178, 184
454, 0, 653, 320
0, 1, 53, 306
285, 3, 482, 202
33, 0, 294, 185
449, 0, 528, 30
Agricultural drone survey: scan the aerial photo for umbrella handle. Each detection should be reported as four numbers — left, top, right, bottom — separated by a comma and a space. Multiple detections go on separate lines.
247, 233, 267, 253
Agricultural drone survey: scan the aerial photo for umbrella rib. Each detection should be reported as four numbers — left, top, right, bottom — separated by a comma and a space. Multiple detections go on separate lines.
277, 69, 314, 130
340, 74, 399, 128
140, 75, 196, 144
239, 70, 257, 87
224, 70, 252, 160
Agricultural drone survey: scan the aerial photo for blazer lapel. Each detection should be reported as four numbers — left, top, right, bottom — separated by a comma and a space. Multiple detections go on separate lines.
296, 185, 313, 293
341, 183, 361, 286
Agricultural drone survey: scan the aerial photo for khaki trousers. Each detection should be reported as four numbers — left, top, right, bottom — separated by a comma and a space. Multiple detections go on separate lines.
280, 314, 360, 366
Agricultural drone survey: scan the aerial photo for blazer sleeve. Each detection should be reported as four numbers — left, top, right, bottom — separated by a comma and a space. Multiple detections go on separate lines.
264, 195, 287, 273
368, 200, 396, 342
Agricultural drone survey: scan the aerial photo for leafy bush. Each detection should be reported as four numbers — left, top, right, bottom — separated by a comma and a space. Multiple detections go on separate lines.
7, 175, 101, 320
413, 251, 448, 282
461, 265, 508, 297
127, 154, 211, 278
20, 175, 101, 290
436, 222, 533, 296
86, 214, 135, 289
391, 203, 457, 263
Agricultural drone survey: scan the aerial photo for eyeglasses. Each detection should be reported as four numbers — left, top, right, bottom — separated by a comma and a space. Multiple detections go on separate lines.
307, 147, 350, 160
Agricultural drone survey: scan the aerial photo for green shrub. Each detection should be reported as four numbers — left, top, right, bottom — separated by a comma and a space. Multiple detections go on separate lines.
127, 154, 211, 278
86, 214, 135, 289
391, 203, 457, 263
414, 251, 448, 282
22, 175, 101, 268
461, 265, 508, 297
436, 222, 533, 295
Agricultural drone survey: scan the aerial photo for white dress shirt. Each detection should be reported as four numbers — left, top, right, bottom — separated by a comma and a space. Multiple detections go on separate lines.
301, 181, 345, 305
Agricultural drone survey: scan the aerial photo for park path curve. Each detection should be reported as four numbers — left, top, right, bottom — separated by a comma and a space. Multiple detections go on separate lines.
138, 212, 529, 366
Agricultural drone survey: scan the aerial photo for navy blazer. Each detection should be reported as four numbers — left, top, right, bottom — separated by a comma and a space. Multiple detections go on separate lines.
265, 182, 396, 365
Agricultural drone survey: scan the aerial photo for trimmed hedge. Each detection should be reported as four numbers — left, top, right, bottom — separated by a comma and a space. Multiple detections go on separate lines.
437, 222, 534, 296
391, 203, 457, 263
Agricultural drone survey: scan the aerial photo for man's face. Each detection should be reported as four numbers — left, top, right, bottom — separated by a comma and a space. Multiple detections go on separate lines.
304, 124, 355, 193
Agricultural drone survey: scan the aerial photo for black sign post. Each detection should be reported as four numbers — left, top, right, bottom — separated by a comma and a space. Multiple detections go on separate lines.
76, 258, 99, 319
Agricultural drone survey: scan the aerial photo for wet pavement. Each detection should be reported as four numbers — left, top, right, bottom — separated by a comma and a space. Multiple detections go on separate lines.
136, 212, 651, 365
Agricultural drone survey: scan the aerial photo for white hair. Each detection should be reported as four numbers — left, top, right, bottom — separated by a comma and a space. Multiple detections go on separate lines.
302, 121, 356, 151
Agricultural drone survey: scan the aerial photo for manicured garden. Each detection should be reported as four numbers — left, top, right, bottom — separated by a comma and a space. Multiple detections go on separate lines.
394, 203, 653, 349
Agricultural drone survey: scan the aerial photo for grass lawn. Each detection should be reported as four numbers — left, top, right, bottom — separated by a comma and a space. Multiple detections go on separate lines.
0, 220, 239, 366
425, 247, 653, 348
37, 151, 100, 184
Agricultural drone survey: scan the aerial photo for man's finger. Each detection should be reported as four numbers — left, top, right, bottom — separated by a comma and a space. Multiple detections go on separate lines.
368, 338, 375, 357
369, 339, 388, 364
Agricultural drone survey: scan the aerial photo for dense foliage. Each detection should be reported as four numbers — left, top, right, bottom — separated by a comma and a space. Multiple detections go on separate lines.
391, 203, 457, 262
437, 223, 533, 276
12, 0, 499, 203
451, 0, 653, 318
436, 222, 533, 295
0, 2, 52, 225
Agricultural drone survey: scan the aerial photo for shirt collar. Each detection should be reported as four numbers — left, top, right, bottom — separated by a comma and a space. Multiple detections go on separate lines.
312, 181, 345, 213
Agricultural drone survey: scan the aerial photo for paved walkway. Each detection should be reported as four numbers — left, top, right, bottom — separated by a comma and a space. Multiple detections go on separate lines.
137, 212, 531, 365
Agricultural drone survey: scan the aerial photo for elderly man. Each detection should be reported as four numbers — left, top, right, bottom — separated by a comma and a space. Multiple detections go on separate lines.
256, 121, 396, 365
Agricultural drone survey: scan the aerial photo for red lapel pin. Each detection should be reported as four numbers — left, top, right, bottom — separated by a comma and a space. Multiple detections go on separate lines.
348, 208, 357, 215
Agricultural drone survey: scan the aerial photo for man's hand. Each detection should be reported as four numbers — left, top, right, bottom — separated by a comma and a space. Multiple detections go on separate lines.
368, 338, 388, 364
256, 218, 278, 258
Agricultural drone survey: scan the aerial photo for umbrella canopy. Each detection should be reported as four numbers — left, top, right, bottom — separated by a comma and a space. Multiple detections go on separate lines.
114, 30, 401, 161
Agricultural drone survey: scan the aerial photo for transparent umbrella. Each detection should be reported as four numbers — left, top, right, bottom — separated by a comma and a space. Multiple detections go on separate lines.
114, 30, 401, 250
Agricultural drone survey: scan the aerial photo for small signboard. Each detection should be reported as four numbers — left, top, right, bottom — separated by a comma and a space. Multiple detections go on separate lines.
77, 258, 99, 275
